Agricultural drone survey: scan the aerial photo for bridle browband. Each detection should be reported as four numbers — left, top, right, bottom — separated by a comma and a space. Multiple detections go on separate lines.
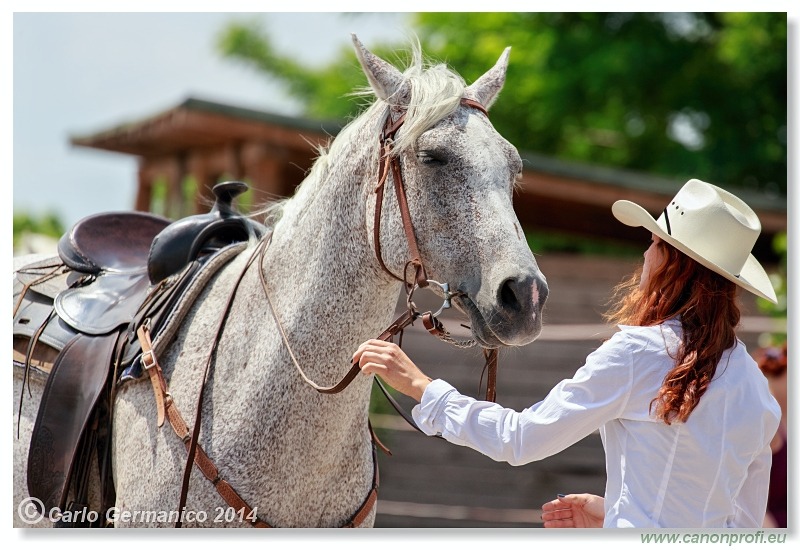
137, 96, 500, 528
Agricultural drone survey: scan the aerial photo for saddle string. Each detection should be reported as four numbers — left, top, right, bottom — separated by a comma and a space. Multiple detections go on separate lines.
100, 331, 128, 517
14, 263, 63, 404
17, 307, 58, 438
15, 263, 70, 437
13, 262, 64, 317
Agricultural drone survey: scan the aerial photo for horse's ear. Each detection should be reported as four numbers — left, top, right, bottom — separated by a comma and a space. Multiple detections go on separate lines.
352, 34, 408, 103
465, 47, 511, 109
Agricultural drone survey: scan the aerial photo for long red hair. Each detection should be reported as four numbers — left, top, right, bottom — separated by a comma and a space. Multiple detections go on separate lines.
604, 239, 741, 424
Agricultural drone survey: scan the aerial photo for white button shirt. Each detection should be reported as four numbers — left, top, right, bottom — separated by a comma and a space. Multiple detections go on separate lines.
412, 319, 781, 528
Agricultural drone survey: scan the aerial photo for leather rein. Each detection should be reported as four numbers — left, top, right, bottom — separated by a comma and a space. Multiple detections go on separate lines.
137, 97, 499, 528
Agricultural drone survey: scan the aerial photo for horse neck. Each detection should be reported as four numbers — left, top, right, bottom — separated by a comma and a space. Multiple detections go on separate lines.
248, 106, 402, 392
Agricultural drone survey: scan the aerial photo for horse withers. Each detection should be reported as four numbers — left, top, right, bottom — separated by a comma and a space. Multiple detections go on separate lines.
13, 35, 548, 527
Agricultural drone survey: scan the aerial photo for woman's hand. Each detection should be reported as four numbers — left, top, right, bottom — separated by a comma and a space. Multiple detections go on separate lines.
353, 339, 431, 402
541, 493, 605, 528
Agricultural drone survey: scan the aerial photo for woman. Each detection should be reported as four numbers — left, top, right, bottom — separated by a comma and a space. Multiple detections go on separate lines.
353, 179, 781, 528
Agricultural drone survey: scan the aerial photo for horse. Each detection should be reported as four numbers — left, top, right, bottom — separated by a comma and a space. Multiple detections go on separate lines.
12, 35, 548, 528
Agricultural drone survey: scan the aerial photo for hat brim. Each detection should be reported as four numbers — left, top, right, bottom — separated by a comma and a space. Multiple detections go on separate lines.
612, 200, 777, 304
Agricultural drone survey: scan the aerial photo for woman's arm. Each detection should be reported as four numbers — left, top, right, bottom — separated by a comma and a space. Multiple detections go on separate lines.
354, 332, 635, 465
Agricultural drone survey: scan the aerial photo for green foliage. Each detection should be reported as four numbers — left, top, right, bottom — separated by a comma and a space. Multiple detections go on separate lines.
414, 12, 786, 196
13, 211, 65, 247
217, 19, 390, 118
216, 12, 786, 196
757, 232, 787, 321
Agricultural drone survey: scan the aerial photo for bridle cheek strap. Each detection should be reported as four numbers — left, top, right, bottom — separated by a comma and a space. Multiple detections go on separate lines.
373, 98, 488, 290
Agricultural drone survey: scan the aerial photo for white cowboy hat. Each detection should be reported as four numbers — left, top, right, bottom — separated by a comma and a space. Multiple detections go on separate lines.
612, 178, 777, 304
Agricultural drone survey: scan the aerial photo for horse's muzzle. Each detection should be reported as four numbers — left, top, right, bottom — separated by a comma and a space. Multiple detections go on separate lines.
460, 271, 548, 348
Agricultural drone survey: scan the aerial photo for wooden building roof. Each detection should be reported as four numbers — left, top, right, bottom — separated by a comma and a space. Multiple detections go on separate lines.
70, 97, 786, 260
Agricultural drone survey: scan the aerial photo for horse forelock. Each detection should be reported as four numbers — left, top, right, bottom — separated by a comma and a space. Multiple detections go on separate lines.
390, 61, 466, 154
331, 40, 469, 159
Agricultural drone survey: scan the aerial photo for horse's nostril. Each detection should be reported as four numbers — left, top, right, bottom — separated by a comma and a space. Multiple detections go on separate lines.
538, 278, 549, 304
499, 278, 521, 312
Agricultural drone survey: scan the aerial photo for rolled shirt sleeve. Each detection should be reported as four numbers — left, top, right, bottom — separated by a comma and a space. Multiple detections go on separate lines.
411, 329, 639, 466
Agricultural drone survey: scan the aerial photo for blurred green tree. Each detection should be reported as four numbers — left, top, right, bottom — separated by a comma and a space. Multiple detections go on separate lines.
13, 211, 65, 249
217, 12, 786, 196
757, 232, 787, 319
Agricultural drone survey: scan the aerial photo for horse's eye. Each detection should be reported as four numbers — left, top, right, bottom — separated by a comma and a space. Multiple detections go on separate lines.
417, 150, 447, 166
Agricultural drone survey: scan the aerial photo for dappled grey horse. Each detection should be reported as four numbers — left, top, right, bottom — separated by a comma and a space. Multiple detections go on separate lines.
13, 35, 548, 527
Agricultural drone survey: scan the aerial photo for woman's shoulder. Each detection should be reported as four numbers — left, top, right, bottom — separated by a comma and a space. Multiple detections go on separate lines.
591, 323, 669, 368
612, 318, 682, 346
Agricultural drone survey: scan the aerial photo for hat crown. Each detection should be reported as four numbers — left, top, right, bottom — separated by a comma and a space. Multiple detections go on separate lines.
656, 179, 761, 275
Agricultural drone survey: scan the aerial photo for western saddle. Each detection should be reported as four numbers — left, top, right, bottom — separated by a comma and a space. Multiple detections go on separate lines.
13, 181, 265, 527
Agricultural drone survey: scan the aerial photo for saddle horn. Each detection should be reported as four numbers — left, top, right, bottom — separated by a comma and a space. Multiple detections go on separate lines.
147, 181, 266, 284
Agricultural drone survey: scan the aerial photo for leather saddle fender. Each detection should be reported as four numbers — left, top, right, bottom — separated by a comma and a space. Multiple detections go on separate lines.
16, 181, 259, 525
27, 331, 119, 517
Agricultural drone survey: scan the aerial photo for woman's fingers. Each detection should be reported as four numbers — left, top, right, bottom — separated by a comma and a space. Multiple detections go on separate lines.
541, 507, 573, 520
541, 498, 564, 511
354, 341, 405, 370
541, 495, 576, 528
353, 339, 395, 364
541, 504, 575, 528
542, 500, 575, 529
355, 347, 390, 375
542, 517, 576, 528
541, 493, 605, 528
352, 340, 430, 401
357, 356, 388, 376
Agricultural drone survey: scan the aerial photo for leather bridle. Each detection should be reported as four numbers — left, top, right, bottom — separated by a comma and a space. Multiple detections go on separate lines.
138, 97, 500, 528
373, 97, 489, 290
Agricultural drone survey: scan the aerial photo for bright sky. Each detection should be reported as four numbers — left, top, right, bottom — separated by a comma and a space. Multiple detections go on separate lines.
12, 12, 410, 230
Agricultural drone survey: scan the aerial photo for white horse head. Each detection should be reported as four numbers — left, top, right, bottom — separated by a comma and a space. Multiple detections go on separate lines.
351, 35, 548, 347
